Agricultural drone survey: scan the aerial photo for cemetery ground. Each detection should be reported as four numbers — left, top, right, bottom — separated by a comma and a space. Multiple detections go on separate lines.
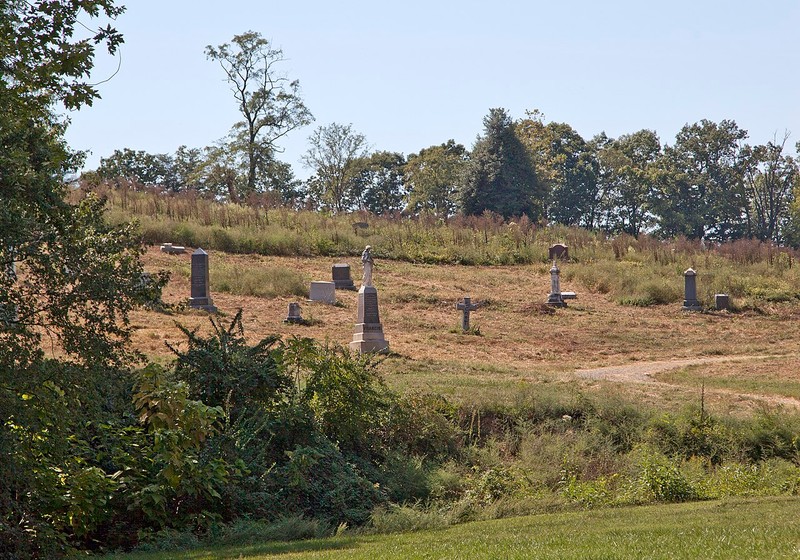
100, 246, 800, 559
136, 246, 800, 415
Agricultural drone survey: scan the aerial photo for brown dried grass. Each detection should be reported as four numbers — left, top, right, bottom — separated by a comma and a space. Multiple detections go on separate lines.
133, 247, 800, 414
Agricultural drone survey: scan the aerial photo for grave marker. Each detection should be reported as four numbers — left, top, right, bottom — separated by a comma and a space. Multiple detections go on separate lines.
309, 281, 336, 304
548, 243, 569, 261
332, 263, 356, 290
456, 296, 479, 331
681, 268, 702, 311
188, 248, 217, 312
545, 261, 567, 307
350, 245, 388, 353
284, 302, 305, 324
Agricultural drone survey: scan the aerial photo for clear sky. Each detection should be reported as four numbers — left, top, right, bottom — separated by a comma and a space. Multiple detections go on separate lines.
64, 1, 800, 179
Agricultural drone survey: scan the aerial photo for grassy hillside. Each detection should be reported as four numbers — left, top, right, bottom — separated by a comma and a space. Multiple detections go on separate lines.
82, 188, 800, 556
104, 496, 800, 559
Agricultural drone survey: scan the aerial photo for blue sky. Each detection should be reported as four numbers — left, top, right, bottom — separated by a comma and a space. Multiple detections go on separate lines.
65, 1, 800, 179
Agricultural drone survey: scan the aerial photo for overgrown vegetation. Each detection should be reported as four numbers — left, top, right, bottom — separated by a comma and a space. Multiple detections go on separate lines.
85, 184, 800, 307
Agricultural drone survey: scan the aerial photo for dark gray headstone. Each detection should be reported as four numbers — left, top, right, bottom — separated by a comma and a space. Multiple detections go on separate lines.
188, 248, 217, 312
548, 244, 569, 261
715, 293, 730, 311
332, 263, 356, 290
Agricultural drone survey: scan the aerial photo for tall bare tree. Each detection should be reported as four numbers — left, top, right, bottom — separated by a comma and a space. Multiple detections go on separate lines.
206, 31, 312, 200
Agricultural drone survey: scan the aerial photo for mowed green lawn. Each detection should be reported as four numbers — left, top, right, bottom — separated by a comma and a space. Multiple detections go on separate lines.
108, 496, 800, 560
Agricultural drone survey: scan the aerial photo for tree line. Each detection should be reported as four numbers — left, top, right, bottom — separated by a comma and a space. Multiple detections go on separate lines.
82, 32, 800, 245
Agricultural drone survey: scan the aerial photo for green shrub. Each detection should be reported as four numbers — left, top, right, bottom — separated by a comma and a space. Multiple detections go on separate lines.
635, 450, 697, 502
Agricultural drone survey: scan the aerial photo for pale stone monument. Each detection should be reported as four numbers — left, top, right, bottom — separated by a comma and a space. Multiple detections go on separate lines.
456, 296, 479, 331
309, 281, 336, 304
160, 243, 186, 254
545, 261, 567, 307
361, 245, 374, 287
332, 263, 356, 290
682, 268, 702, 311
188, 248, 217, 312
350, 246, 388, 354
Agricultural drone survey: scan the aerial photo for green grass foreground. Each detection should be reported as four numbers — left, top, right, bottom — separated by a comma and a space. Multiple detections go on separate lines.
107, 497, 800, 560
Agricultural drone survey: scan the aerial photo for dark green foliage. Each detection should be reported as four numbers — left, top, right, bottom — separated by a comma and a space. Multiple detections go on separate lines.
351, 151, 407, 215
460, 108, 545, 220
168, 310, 292, 418
645, 412, 733, 465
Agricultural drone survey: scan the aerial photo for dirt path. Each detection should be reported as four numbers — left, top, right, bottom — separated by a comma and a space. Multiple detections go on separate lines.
574, 355, 800, 410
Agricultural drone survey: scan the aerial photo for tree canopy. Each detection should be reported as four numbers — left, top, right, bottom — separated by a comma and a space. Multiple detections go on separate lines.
459, 108, 545, 220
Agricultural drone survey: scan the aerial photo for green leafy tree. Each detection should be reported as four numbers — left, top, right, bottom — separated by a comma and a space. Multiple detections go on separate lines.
404, 140, 467, 217
206, 31, 312, 200
741, 135, 798, 242
96, 148, 177, 189
654, 120, 748, 241
516, 111, 600, 228
0, 2, 174, 554
596, 130, 661, 236
459, 108, 545, 220
302, 122, 370, 212
351, 151, 406, 214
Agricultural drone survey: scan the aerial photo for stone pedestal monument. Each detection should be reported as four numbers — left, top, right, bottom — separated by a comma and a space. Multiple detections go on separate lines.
350, 246, 389, 354
681, 268, 702, 311
545, 261, 567, 307
188, 248, 217, 312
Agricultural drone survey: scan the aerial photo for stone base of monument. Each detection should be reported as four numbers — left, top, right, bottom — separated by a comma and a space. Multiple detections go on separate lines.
349, 323, 389, 353
545, 293, 567, 307
188, 296, 217, 313
349, 285, 389, 354
681, 299, 702, 311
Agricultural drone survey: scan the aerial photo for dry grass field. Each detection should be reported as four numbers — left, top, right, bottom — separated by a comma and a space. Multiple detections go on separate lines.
133, 246, 800, 416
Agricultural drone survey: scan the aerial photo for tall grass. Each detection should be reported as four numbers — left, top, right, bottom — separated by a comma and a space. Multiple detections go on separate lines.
82, 185, 800, 306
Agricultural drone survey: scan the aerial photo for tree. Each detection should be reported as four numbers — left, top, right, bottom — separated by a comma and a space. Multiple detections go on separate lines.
596, 130, 661, 236
404, 140, 467, 217
96, 148, 177, 189
0, 2, 171, 554
350, 151, 406, 214
302, 122, 370, 212
742, 134, 798, 242
459, 108, 545, 220
206, 31, 312, 200
653, 120, 748, 241
516, 111, 600, 228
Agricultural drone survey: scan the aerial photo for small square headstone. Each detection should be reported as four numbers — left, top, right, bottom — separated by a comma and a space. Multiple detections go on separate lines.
309, 281, 336, 304
332, 263, 356, 290
715, 293, 730, 311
